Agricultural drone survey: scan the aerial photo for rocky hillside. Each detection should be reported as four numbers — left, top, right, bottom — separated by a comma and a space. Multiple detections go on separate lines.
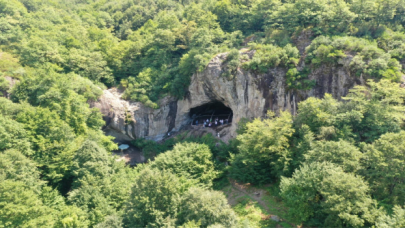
92, 39, 370, 142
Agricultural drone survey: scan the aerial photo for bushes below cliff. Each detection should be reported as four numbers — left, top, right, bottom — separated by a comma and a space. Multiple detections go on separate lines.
226, 79, 405, 227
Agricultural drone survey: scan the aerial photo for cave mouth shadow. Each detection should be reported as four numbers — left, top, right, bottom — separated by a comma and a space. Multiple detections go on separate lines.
189, 101, 233, 125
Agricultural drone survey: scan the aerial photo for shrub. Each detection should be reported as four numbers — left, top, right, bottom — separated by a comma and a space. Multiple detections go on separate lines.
285, 67, 315, 90
242, 43, 299, 73
221, 49, 240, 80
306, 36, 402, 81
121, 68, 159, 109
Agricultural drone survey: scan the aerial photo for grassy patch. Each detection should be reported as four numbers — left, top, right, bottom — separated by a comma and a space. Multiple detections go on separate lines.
261, 185, 290, 220
221, 182, 296, 228
233, 197, 277, 228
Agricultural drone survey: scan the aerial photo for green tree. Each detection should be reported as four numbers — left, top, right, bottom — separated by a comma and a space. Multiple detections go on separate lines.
95, 215, 123, 228
18, 37, 64, 66
374, 0, 401, 27
342, 79, 405, 142
280, 162, 380, 227
149, 142, 218, 188
0, 51, 23, 77
0, 116, 32, 155
0, 180, 55, 228
14, 106, 78, 185
121, 68, 159, 108
10, 69, 104, 134
295, 93, 339, 135
242, 43, 299, 73
375, 205, 405, 228
68, 185, 116, 227
268, 0, 355, 35
178, 187, 238, 228
362, 131, 405, 205
55, 205, 90, 228
65, 48, 114, 84
71, 140, 112, 186
69, 140, 137, 225
0, 149, 43, 192
290, 124, 314, 169
304, 139, 363, 173
123, 168, 186, 227
295, 80, 405, 143
0, 0, 27, 17
229, 111, 294, 184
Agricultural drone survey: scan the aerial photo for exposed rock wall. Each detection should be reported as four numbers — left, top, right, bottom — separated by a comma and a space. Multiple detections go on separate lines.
174, 51, 364, 140
92, 51, 365, 142
91, 88, 177, 142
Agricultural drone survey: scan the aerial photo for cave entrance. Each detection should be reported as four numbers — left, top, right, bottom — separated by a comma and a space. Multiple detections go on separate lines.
189, 101, 233, 126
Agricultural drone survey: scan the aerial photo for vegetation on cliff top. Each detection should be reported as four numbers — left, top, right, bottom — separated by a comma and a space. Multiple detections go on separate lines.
1, 0, 405, 106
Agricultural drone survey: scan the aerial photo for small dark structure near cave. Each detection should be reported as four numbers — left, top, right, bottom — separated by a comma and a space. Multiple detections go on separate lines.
189, 101, 233, 127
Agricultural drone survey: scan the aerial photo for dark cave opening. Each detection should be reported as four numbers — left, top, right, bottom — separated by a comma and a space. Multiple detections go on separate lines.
189, 101, 233, 126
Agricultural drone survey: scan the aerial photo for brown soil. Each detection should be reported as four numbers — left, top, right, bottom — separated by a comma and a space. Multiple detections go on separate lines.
113, 146, 144, 166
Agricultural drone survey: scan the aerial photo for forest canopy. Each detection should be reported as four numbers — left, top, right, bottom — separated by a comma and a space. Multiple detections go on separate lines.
1, 0, 405, 227
1, 0, 405, 106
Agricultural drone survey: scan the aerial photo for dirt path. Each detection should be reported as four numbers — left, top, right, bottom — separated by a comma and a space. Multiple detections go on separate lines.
224, 180, 296, 227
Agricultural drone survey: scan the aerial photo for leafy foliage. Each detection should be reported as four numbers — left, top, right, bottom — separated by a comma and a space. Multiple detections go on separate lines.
362, 131, 405, 206
304, 140, 363, 173
306, 36, 403, 81
0, 149, 43, 192
178, 187, 238, 228
0, 180, 56, 228
228, 79, 405, 227
295, 80, 405, 143
1, 0, 405, 108
123, 167, 236, 227
221, 49, 240, 80
229, 111, 294, 185
242, 43, 299, 73
376, 205, 405, 228
123, 168, 185, 227
1, 0, 405, 227
280, 162, 380, 227
148, 142, 219, 188
94, 215, 123, 228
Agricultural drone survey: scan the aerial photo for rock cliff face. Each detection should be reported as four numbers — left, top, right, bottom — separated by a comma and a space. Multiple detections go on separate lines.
92, 50, 366, 142
90, 88, 177, 142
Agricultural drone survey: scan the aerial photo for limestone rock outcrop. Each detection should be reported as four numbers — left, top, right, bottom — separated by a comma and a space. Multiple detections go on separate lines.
92, 50, 366, 142
90, 88, 177, 142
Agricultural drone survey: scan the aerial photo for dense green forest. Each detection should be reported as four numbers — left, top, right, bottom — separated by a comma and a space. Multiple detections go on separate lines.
1, 0, 405, 227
